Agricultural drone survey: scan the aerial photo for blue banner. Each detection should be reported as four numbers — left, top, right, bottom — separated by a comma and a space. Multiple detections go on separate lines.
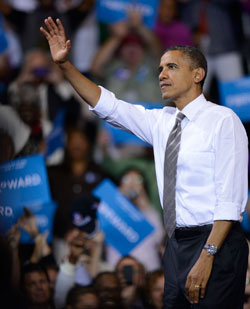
93, 179, 154, 255
45, 108, 66, 158
0, 14, 8, 54
0, 155, 56, 243
96, 0, 160, 28
219, 76, 250, 122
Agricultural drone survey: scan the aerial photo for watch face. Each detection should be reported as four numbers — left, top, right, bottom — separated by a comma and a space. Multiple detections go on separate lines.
204, 244, 217, 255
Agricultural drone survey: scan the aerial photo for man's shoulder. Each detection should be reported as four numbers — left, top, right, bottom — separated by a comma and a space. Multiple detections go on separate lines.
205, 100, 237, 119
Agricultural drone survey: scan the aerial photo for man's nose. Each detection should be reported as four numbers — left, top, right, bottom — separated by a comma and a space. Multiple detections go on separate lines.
159, 69, 168, 81
35, 282, 44, 290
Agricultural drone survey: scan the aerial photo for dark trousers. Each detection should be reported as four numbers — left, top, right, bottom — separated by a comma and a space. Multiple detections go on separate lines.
163, 223, 249, 309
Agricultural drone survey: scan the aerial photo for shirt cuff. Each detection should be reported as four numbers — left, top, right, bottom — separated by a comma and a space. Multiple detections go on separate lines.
89, 86, 116, 119
213, 202, 242, 221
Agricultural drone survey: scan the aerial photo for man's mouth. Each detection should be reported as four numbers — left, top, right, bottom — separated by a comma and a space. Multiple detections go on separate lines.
160, 83, 171, 89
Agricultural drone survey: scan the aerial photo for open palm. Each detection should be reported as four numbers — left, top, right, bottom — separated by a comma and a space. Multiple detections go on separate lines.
40, 17, 71, 64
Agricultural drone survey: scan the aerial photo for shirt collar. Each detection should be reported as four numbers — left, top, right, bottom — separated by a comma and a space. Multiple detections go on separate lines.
176, 93, 207, 121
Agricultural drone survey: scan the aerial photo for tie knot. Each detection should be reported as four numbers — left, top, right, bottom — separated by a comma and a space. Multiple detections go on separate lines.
176, 112, 185, 123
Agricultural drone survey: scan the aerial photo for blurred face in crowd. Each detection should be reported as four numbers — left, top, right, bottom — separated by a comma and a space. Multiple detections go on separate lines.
39, 0, 54, 9
116, 257, 144, 288
119, 169, 144, 201
120, 42, 145, 69
23, 271, 51, 305
17, 103, 40, 126
46, 266, 58, 292
149, 274, 164, 309
66, 129, 90, 161
23, 50, 51, 84
95, 273, 121, 308
67, 292, 99, 309
158, 0, 177, 24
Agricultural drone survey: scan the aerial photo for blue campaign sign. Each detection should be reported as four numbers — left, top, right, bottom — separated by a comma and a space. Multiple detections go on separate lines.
0, 154, 51, 206
0, 202, 57, 243
0, 155, 55, 242
101, 102, 162, 146
96, 0, 160, 28
45, 108, 66, 158
0, 14, 8, 54
93, 179, 154, 255
219, 76, 250, 122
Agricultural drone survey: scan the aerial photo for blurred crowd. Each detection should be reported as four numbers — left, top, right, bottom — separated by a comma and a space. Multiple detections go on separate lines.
1, 0, 250, 308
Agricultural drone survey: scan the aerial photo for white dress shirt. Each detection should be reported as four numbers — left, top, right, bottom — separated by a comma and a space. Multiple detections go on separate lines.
91, 86, 248, 227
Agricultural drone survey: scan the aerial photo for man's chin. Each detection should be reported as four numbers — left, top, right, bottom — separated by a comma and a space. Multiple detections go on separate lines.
164, 97, 176, 107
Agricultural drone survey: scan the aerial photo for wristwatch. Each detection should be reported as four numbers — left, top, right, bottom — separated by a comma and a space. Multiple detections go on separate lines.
203, 244, 218, 256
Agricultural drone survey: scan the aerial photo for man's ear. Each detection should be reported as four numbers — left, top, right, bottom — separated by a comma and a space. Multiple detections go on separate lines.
193, 67, 205, 85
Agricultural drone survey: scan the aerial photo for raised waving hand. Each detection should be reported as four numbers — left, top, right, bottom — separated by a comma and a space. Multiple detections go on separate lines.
40, 17, 71, 64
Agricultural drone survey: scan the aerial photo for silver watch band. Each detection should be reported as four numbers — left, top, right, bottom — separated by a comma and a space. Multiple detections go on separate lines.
204, 244, 218, 255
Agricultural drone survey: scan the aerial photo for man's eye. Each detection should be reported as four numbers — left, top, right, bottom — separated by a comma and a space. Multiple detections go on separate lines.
169, 64, 176, 69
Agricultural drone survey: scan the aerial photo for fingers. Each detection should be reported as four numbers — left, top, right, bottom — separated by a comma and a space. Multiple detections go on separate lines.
66, 40, 71, 50
24, 207, 32, 217
40, 26, 51, 40
185, 280, 203, 304
200, 285, 206, 298
40, 16, 61, 38
46, 16, 58, 34
56, 18, 65, 36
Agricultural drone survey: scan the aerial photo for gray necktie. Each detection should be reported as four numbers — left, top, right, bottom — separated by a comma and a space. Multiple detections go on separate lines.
163, 112, 185, 238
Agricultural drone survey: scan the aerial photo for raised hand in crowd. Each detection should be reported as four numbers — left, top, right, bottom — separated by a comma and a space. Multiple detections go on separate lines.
7, 223, 20, 250
18, 207, 52, 263
126, 6, 161, 57
30, 231, 51, 264
18, 207, 40, 239
82, 230, 104, 278
6, 224, 21, 288
65, 228, 88, 265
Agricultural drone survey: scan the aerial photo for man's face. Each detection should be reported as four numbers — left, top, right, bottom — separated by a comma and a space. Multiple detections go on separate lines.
23, 271, 50, 305
95, 274, 121, 308
74, 293, 99, 309
66, 130, 89, 161
150, 275, 164, 309
159, 50, 199, 104
116, 257, 142, 288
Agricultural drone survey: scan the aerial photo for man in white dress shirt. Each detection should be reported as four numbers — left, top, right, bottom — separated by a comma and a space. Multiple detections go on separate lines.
41, 17, 249, 308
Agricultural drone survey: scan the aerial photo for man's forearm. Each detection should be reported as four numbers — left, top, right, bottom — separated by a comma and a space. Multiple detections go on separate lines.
185, 220, 234, 302
203, 220, 233, 251
59, 60, 101, 108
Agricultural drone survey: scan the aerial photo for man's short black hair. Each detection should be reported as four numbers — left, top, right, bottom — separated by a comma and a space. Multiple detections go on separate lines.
165, 45, 207, 88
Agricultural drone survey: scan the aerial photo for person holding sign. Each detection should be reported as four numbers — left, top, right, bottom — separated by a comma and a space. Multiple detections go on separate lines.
90, 8, 163, 103
40, 17, 248, 308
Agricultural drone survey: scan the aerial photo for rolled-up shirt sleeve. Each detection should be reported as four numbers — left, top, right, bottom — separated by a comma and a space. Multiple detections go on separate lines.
213, 112, 249, 221
89, 86, 161, 146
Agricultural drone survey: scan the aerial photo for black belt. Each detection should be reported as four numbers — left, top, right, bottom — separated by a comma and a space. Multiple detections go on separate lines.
174, 222, 240, 239
174, 224, 213, 239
